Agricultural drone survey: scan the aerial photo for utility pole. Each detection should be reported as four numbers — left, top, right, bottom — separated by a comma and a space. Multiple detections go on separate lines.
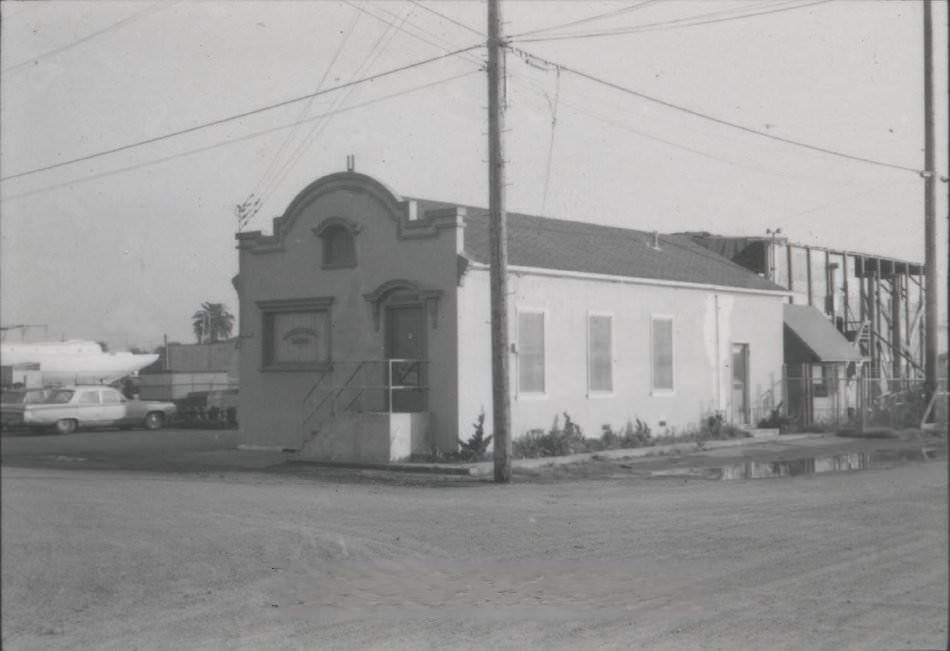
487, 0, 511, 483
923, 0, 938, 406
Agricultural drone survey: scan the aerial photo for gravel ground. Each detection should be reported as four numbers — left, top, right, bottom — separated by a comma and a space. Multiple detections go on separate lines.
2, 458, 947, 650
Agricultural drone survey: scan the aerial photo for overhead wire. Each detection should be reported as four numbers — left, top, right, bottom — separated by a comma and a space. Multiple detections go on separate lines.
345, 0, 485, 68
2, 1, 176, 74
406, 0, 483, 37
239, 7, 363, 226
509, 0, 659, 39
255, 4, 417, 208
1, 70, 479, 203
0, 43, 483, 183
509, 46, 924, 175
512, 0, 831, 43
539, 67, 560, 215
245, 7, 361, 216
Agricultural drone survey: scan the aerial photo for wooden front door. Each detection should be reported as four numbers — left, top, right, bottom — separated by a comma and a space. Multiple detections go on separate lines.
384, 305, 426, 412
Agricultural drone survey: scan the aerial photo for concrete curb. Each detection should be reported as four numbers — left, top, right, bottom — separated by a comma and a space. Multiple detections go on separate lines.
286, 458, 476, 476
464, 433, 820, 477
284, 433, 831, 478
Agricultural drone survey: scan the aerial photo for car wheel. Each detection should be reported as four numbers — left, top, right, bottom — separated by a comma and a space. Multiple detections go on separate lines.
54, 419, 77, 435
143, 412, 164, 431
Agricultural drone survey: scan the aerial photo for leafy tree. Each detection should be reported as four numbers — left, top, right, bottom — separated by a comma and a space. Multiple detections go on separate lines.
192, 302, 235, 344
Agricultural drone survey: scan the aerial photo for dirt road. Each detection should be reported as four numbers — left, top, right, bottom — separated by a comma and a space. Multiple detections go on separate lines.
2, 460, 946, 650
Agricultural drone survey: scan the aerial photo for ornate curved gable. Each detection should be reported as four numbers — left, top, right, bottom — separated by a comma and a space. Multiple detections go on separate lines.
235, 171, 460, 253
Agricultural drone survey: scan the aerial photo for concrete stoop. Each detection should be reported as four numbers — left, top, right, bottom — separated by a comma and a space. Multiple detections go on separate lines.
296, 411, 431, 464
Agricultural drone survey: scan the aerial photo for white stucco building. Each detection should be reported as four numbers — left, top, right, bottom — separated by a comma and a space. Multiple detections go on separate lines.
235, 171, 789, 461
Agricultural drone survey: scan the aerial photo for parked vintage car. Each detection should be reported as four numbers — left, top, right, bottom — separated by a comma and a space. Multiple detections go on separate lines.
3, 385, 177, 434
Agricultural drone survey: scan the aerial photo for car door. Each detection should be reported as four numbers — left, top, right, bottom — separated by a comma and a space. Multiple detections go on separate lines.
98, 388, 128, 426
75, 388, 102, 426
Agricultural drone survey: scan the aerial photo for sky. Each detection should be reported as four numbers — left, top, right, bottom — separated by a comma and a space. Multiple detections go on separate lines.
1, 0, 947, 351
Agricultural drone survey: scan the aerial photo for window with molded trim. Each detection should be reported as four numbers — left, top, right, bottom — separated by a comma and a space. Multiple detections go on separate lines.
321, 224, 356, 268
262, 309, 330, 367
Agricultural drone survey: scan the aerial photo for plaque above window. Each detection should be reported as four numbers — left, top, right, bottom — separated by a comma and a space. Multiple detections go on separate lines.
256, 297, 334, 371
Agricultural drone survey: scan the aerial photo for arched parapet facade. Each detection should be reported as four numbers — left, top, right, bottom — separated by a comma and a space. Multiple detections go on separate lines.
363, 278, 443, 330
235, 171, 463, 253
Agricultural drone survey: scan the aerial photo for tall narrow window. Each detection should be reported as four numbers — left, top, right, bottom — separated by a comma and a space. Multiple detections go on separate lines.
651, 316, 674, 392
518, 311, 545, 394
588, 314, 613, 393
322, 225, 355, 268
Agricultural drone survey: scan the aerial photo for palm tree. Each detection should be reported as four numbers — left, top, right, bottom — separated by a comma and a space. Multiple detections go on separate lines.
192, 302, 235, 344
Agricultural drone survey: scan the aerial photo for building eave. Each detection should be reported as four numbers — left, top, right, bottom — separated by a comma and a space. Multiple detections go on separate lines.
466, 261, 792, 297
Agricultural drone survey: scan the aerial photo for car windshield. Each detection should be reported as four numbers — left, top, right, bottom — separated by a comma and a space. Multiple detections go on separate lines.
47, 390, 75, 404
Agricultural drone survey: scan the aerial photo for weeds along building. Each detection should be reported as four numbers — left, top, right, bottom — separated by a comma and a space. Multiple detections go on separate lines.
234, 171, 790, 462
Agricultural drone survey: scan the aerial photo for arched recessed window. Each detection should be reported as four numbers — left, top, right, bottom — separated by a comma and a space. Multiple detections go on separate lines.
314, 217, 359, 269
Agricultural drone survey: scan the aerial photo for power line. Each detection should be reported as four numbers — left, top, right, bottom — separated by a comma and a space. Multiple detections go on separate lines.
1, 71, 479, 202
0, 44, 482, 183
773, 178, 919, 222
509, 0, 658, 39
244, 8, 363, 217
512, 0, 831, 43
539, 67, 560, 215
509, 46, 924, 175
510, 77, 841, 184
2, 1, 174, 74
257, 5, 417, 208
406, 0, 483, 36
346, 0, 484, 67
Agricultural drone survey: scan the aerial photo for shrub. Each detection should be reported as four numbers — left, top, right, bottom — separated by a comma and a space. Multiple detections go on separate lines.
600, 424, 620, 449
619, 418, 653, 448
513, 428, 547, 459
458, 411, 493, 461
757, 403, 791, 432
701, 413, 750, 440
512, 412, 590, 458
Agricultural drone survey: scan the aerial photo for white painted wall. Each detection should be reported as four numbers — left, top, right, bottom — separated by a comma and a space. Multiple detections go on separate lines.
457, 267, 785, 440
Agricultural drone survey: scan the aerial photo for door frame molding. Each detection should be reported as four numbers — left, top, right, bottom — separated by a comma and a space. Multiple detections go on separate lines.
363, 278, 442, 330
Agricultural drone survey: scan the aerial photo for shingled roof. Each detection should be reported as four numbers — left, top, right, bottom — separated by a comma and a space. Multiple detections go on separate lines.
412, 199, 785, 292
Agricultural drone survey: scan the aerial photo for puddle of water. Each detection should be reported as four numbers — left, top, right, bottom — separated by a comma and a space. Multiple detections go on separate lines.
650, 448, 939, 481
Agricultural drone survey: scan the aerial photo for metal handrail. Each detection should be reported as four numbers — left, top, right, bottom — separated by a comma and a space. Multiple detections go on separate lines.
300, 359, 429, 445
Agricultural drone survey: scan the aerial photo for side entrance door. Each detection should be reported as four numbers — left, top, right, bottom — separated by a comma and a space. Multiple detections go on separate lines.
731, 343, 750, 425
384, 304, 426, 412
